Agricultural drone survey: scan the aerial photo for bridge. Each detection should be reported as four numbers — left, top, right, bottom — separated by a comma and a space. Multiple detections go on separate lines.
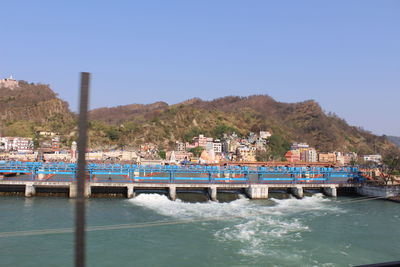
0, 161, 365, 200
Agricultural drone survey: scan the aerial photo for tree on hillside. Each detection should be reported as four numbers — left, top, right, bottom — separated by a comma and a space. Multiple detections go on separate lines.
158, 150, 166, 160
212, 124, 237, 139
381, 149, 400, 185
256, 148, 271, 162
189, 147, 204, 158
267, 134, 291, 161
183, 127, 204, 142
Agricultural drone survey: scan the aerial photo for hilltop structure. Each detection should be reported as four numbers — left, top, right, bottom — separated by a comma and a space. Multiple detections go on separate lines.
0, 75, 19, 89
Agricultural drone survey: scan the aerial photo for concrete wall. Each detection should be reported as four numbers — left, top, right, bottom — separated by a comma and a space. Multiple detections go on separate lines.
357, 185, 400, 198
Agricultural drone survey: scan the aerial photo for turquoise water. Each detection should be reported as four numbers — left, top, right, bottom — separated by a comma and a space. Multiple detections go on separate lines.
0, 194, 400, 267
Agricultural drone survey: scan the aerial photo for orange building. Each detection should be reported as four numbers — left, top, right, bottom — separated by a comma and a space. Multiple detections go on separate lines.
318, 153, 337, 163
285, 150, 300, 162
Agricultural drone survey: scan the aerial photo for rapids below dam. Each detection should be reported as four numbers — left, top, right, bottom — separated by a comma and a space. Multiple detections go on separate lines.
0, 193, 399, 266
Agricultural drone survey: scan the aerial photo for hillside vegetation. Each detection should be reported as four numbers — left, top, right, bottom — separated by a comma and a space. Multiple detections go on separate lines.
0, 81, 75, 141
1, 82, 397, 158
89, 95, 396, 156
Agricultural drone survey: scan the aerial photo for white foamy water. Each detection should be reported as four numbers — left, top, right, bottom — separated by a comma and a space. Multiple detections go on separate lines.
129, 193, 340, 257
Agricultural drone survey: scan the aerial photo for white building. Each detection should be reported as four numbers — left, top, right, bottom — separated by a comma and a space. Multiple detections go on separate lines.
0, 75, 19, 89
212, 140, 222, 153
305, 148, 318, 162
176, 141, 186, 151
259, 131, 272, 139
0, 137, 34, 153
291, 142, 309, 150
363, 154, 382, 163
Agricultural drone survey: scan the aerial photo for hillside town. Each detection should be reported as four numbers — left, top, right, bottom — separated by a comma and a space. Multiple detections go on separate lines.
0, 130, 382, 166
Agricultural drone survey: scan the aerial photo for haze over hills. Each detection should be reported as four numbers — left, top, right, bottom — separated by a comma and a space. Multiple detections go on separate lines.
0, 81, 398, 157
388, 136, 400, 147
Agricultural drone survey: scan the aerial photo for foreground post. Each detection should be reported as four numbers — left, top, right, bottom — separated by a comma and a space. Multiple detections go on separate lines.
75, 72, 90, 267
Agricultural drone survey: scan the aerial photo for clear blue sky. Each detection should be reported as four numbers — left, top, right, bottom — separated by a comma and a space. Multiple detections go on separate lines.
1, 0, 399, 136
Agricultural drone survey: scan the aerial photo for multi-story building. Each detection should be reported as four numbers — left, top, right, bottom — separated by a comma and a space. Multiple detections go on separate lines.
319, 153, 337, 163
300, 148, 318, 162
291, 142, 310, 150
285, 149, 300, 162
363, 154, 382, 163
0, 137, 34, 153
192, 134, 213, 148
236, 145, 256, 161
222, 139, 230, 153
212, 140, 222, 153
176, 141, 186, 151
52, 137, 61, 154
229, 140, 240, 153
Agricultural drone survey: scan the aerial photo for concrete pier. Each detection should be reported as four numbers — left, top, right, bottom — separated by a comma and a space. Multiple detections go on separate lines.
169, 185, 176, 200
323, 186, 337, 197
245, 185, 269, 199
291, 187, 304, 198
356, 185, 400, 198
69, 184, 77, 198
208, 186, 217, 201
69, 183, 91, 198
127, 185, 135, 198
0, 180, 358, 200
25, 183, 36, 197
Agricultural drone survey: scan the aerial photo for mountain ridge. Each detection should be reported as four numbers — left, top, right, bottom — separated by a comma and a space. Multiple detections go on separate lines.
89, 94, 397, 155
1, 82, 398, 158
0, 81, 74, 137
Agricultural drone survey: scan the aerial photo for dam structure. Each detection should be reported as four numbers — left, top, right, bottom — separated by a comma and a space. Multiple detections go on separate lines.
0, 161, 364, 200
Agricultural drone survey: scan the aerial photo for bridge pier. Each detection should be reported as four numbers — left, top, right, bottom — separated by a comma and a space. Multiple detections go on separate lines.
69, 183, 91, 198
69, 184, 76, 198
291, 186, 303, 199
25, 183, 36, 197
127, 185, 135, 198
208, 186, 217, 201
169, 185, 176, 201
323, 186, 337, 197
245, 185, 268, 199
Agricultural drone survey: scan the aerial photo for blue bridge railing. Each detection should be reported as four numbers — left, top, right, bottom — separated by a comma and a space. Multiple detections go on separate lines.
0, 161, 365, 184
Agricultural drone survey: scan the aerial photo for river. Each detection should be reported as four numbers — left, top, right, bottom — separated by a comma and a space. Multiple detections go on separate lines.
0, 193, 399, 266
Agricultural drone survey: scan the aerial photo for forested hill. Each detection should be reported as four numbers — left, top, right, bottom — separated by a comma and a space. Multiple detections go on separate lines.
0, 81, 397, 156
89, 95, 397, 155
0, 81, 74, 137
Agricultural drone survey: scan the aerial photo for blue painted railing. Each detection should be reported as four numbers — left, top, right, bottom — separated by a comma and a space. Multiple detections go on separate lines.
0, 161, 364, 184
